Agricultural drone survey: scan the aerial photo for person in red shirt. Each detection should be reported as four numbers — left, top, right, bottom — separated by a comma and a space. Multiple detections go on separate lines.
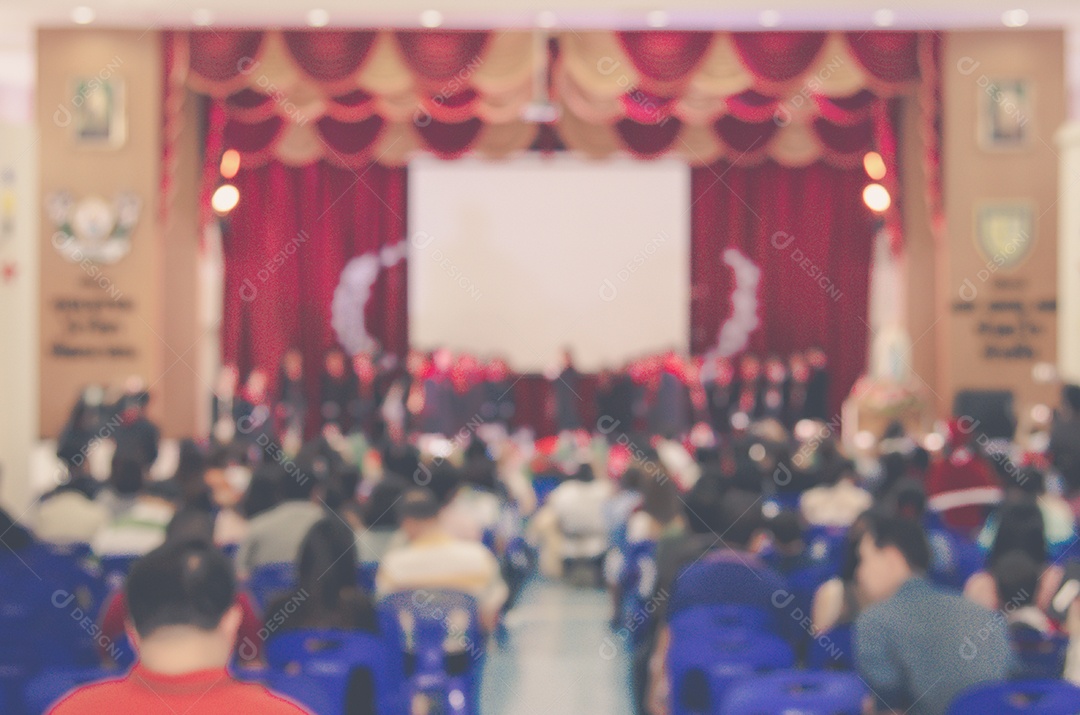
48, 540, 309, 715
925, 419, 1003, 535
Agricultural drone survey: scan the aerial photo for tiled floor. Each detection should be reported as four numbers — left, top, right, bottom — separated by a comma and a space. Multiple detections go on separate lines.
480, 579, 633, 714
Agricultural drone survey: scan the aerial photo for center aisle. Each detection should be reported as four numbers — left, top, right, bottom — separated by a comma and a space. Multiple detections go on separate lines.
480, 579, 634, 714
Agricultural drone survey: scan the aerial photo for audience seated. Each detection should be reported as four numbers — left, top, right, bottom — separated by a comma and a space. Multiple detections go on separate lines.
854, 512, 1011, 715
97, 507, 265, 667
265, 517, 378, 634
765, 510, 814, 576
993, 550, 1055, 635
964, 500, 1063, 612
355, 475, 408, 563
542, 464, 614, 581
48, 540, 308, 714
811, 511, 871, 636
644, 485, 789, 714
800, 458, 872, 528
235, 457, 324, 579
376, 488, 508, 632
91, 457, 176, 557
926, 421, 1003, 535
33, 471, 107, 546
976, 465, 1076, 562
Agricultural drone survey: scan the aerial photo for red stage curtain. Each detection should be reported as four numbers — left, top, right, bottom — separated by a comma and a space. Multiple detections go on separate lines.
222, 161, 408, 402
617, 31, 714, 85
733, 32, 827, 83
844, 32, 920, 85
690, 160, 875, 417
282, 30, 378, 84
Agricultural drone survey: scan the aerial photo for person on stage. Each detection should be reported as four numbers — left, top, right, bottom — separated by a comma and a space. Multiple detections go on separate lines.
320, 347, 358, 433
804, 346, 830, 421
481, 357, 516, 429
550, 348, 583, 433
275, 347, 306, 445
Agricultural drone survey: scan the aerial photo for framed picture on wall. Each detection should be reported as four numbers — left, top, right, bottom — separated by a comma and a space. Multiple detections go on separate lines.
70, 77, 126, 148
974, 200, 1035, 270
977, 78, 1032, 150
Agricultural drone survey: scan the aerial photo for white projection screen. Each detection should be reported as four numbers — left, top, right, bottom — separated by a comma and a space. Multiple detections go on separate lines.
408, 155, 690, 372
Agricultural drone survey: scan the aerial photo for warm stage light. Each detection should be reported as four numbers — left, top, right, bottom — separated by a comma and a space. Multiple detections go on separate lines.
220, 149, 240, 179
646, 10, 669, 28
759, 10, 781, 27
863, 151, 886, 180
863, 183, 891, 212
1002, 9, 1029, 27
872, 9, 895, 27
306, 9, 330, 27
420, 10, 443, 28
212, 184, 240, 215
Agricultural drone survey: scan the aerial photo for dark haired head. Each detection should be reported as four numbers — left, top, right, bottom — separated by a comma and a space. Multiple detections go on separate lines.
861, 510, 930, 573
397, 488, 441, 522
993, 549, 1039, 609
109, 454, 145, 496
719, 489, 765, 548
640, 471, 681, 526
425, 462, 461, 507
768, 511, 803, 547
244, 463, 284, 518
125, 541, 235, 637
365, 476, 408, 529
889, 479, 927, 521
297, 518, 359, 612
165, 507, 215, 545
989, 500, 1046, 570
683, 479, 726, 536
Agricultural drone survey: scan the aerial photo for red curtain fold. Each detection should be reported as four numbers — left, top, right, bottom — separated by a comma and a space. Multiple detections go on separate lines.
813, 90, 877, 126
725, 90, 781, 123
415, 117, 485, 158
282, 30, 378, 84
844, 32, 921, 86
222, 161, 408, 410
732, 32, 828, 83
316, 114, 386, 156
395, 31, 490, 86
811, 115, 875, 158
713, 115, 780, 155
614, 117, 683, 156
690, 160, 875, 417
325, 90, 380, 122
620, 90, 677, 124
616, 31, 714, 84
222, 115, 287, 154
189, 31, 265, 87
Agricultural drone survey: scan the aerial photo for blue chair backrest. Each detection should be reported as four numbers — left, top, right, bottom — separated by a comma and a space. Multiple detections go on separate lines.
1011, 628, 1069, 680
721, 669, 867, 715
379, 590, 485, 715
98, 554, 140, 591
247, 562, 297, 611
807, 624, 853, 670
23, 667, 124, 715
357, 562, 379, 592
264, 629, 405, 715
668, 625, 795, 715
948, 679, 1080, 714
261, 670, 341, 715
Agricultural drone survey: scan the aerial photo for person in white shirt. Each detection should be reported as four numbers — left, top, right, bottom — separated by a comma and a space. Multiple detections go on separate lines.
235, 459, 325, 579
800, 458, 872, 528
34, 477, 108, 546
92, 481, 176, 557
377, 489, 508, 632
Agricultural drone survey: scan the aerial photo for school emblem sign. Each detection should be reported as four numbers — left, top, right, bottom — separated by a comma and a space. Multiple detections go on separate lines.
46, 190, 140, 265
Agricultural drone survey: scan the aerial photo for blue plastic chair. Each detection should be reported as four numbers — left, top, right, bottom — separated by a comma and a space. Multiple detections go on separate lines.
264, 630, 404, 715
947, 680, 1080, 714
807, 624, 853, 670
379, 590, 485, 715
667, 625, 795, 715
23, 667, 124, 715
261, 670, 341, 714
721, 669, 867, 714
1011, 628, 1069, 680
247, 562, 297, 612
357, 562, 379, 592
